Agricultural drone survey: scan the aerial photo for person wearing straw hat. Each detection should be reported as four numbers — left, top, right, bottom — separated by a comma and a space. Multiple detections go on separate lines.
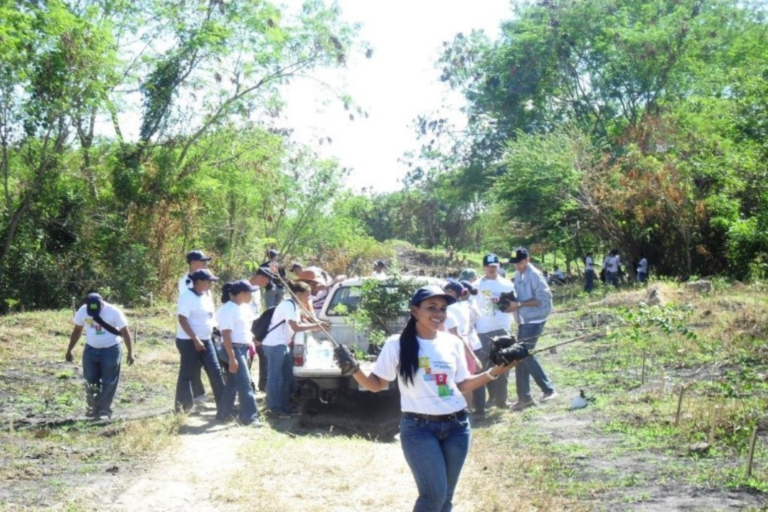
335, 286, 518, 511
175, 269, 224, 413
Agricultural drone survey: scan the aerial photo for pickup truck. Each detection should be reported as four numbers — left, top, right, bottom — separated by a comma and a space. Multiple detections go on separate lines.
292, 276, 441, 414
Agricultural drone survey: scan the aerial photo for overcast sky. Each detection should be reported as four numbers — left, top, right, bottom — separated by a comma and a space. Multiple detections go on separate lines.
280, 0, 512, 192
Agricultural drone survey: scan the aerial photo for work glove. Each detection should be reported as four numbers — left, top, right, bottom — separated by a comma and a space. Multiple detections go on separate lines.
333, 344, 360, 376
489, 334, 529, 366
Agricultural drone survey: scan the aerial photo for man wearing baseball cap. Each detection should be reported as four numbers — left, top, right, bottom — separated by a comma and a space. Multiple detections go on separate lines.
262, 249, 286, 308
178, 249, 213, 402
472, 253, 515, 416
179, 250, 212, 295
248, 265, 277, 392
506, 248, 556, 411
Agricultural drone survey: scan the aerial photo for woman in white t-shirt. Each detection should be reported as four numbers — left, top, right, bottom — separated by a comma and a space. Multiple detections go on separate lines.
345, 286, 517, 511
175, 269, 224, 413
262, 280, 325, 418
216, 280, 260, 426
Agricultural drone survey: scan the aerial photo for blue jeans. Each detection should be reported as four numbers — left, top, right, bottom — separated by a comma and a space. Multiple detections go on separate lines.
400, 414, 471, 512
217, 344, 258, 424
264, 344, 293, 413
638, 271, 648, 283
475, 329, 509, 409
82, 344, 122, 415
515, 322, 554, 401
175, 338, 224, 413
585, 269, 595, 292
606, 270, 619, 288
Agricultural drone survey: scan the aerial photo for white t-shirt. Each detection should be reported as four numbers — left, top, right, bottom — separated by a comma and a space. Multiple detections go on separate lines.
178, 273, 192, 295
216, 301, 255, 346
261, 299, 298, 347
474, 276, 514, 334
638, 258, 648, 273
176, 289, 216, 339
585, 256, 594, 271
372, 332, 469, 415
604, 255, 620, 272
73, 303, 128, 349
372, 271, 387, 279
445, 300, 482, 351
554, 270, 565, 280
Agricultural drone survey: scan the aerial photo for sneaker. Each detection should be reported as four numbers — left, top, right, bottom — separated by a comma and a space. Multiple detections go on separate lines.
509, 399, 536, 412
241, 420, 264, 428
540, 391, 558, 402
193, 394, 209, 404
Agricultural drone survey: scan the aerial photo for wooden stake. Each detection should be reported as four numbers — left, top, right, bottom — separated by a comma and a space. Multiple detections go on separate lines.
746, 425, 759, 479
149, 292, 154, 308
71, 296, 76, 314
708, 404, 717, 445
659, 367, 666, 396
675, 385, 686, 427
641, 349, 647, 385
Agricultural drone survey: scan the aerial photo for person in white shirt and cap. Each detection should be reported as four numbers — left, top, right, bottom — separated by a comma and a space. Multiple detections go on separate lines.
66, 293, 135, 419
178, 249, 212, 402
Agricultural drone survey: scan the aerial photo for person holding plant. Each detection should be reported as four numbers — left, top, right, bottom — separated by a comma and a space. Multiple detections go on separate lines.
334, 286, 517, 512
261, 280, 326, 418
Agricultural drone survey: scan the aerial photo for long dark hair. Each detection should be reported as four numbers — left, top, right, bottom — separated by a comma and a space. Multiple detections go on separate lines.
220, 282, 233, 304
398, 316, 419, 386
287, 280, 311, 295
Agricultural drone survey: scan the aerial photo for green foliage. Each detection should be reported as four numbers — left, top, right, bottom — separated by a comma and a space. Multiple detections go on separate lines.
344, 272, 421, 350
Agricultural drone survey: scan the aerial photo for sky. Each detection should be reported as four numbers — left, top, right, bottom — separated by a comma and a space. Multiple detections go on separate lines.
279, 0, 512, 193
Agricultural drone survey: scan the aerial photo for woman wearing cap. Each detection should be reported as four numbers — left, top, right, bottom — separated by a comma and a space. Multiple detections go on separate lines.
216, 280, 260, 425
175, 269, 224, 413
443, 281, 482, 407
344, 286, 517, 511
262, 281, 326, 417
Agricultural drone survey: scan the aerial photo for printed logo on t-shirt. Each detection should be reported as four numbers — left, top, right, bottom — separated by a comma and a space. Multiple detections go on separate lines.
85, 318, 106, 336
420, 357, 454, 398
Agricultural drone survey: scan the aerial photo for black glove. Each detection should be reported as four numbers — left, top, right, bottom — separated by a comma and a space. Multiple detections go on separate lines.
489, 334, 529, 366
333, 344, 360, 376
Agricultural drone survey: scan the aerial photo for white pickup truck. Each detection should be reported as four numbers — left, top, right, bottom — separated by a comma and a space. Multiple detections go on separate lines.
291, 276, 441, 413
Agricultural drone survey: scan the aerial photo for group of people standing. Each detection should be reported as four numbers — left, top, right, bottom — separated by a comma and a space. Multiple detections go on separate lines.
584, 250, 650, 293
174, 249, 329, 426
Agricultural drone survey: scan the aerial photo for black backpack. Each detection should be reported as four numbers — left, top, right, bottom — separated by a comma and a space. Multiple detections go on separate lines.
251, 300, 295, 343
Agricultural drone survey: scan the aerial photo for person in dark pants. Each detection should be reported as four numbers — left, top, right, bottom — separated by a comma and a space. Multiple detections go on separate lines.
505, 249, 556, 412
584, 252, 595, 293
216, 280, 261, 426
248, 265, 276, 391
472, 254, 515, 416
175, 269, 224, 413
343, 286, 517, 512
263, 249, 285, 308
66, 293, 135, 419
178, 250, 213, 402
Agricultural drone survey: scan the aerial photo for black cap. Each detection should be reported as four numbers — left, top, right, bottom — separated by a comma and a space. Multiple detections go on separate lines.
443, 281, 465, 296
268, 249, 279, 258
229, 279, 258, 295
482, 254, 500, 267
410, 286, 457, 307
186, 250, 211, 263
374, 260, 386, 268
189, 269, 219, 282
252, 265, 277, 280
509, 248, 530, 264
